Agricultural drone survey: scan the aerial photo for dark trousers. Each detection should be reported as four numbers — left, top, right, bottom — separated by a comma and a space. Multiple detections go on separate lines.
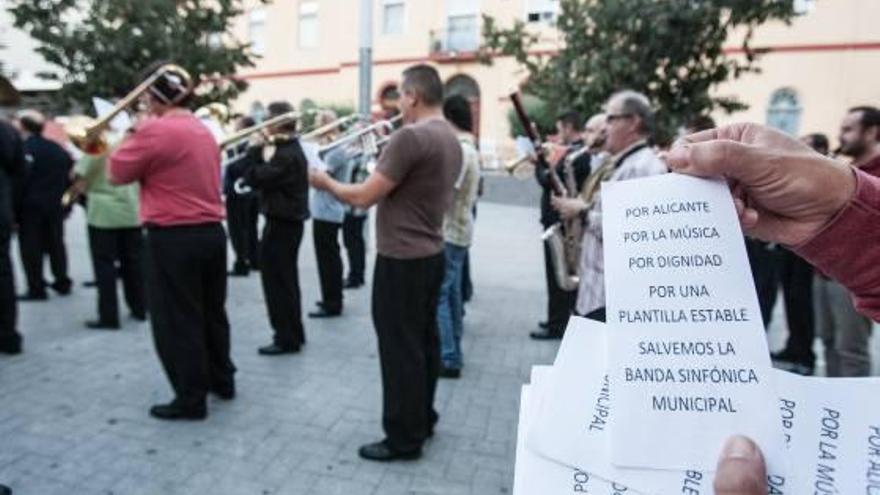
543, 240, 576, 333
313, 219, 343, 312
372, 252, 445, 452
746, 240, 815, 367
226, 195, 260, 271
461, 249, 473, 303
585, 307, 606, 323
88, 226, 146, 324
342, 213, 366, 283
259, 218, 305, 348
144, 223, 235, 408
18, 209, 70, 295
0, 222, 19, 351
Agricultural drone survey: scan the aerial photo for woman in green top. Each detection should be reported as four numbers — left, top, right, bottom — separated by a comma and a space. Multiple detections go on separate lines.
72, 151, 145, 329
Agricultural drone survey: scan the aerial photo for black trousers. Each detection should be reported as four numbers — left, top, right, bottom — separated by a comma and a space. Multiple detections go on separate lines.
88, 226, 146, 324
259, 218, 305, 348
144, 223, 235, 408
226, 195, 260, 271
746, 239, 780, 327
313, 219, 344, 312
18, 209, 70, 295
543, 240, 576, 333
0, 222, 19, 351
372, 252, 445, 452
342, 213, 366, 283
584, 307, 606, 323
774, 249, 816, 365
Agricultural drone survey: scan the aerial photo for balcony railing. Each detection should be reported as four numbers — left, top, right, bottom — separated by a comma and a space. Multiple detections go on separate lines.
430, 21, 480, 56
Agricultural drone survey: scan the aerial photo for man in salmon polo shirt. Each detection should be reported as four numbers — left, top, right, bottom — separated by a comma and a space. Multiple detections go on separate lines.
109, 64, 236, 421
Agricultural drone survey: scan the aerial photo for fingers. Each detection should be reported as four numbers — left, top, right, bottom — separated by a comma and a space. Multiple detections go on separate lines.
714, 436, 767, 495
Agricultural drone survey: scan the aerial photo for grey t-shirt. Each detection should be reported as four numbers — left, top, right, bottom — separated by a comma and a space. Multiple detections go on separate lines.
375, 117, 462, 259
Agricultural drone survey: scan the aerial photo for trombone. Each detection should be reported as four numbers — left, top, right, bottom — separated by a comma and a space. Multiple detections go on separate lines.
218, 111, 303, 150
504, 141, 554, 179
65, 63, 192, 155
301, 113, 360, 142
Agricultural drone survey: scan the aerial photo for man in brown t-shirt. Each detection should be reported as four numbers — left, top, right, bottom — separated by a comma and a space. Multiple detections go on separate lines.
310, 64, 461, 461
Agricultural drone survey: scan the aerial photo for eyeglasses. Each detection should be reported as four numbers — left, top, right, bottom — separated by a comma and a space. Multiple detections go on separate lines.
606, 113, 634, 122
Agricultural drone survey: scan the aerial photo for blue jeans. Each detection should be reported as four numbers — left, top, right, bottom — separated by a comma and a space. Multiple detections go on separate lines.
437, 243, 467, 369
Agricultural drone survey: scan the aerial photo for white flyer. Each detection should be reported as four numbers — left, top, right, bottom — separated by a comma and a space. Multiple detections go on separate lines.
774, 370, 880, 494
601, 174, 787, 471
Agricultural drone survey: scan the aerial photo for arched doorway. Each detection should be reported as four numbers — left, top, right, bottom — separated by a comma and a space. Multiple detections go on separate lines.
444, 74, 481, 139
766, 88, 802, 137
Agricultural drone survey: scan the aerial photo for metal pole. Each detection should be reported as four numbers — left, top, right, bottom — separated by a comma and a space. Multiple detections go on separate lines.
358, 0, 373, 118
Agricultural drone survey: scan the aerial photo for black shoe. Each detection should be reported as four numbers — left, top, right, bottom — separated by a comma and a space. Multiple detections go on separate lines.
308, 307, 342, 318
82, 280, 97, 288
439, 366, 461, 379
17, 292, 47, 301
770, 349, 797, 361
149, 401, 207, 421
0, 483, 11, 495
50, 280, 72, 295
529, 329, 563, 340
538, 320, 549, 330
343, 278, 363, 289
258, 343, 300, 356
130, 312, 147, 322
358, 440, 421, 462
0, 341, 22, 355
211, 384, 236, 400
85, 320, 120, 330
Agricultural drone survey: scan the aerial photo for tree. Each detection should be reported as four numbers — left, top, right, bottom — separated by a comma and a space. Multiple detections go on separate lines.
481, 0, 797, 144
8, 0, 269, 110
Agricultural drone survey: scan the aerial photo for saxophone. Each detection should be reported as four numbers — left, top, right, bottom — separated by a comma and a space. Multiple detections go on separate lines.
543, 146, 592, 291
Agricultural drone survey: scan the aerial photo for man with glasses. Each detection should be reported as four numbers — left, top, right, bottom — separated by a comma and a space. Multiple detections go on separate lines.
553, 90, 666, 322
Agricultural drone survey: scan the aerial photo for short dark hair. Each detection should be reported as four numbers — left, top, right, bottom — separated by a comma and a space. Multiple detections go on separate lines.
849, 106, 880, 137
401, 64, 444, 107
238, 116, 256, 130
685, 115, 716, 133
556, 110, 584, 131
443, 94, 473, 133
804, 133, 829, 154
267, 101, 297, 132
17, 110, 44, 135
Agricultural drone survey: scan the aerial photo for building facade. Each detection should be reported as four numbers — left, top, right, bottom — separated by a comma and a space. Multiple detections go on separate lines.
233, 0, 880, 163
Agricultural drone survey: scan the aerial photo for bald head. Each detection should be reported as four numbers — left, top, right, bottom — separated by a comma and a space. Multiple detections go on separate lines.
583, 113, 606, 151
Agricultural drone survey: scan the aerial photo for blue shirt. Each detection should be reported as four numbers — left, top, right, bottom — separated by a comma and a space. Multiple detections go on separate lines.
309, 147, 351, 223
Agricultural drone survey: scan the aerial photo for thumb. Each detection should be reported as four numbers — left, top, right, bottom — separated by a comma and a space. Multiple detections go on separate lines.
666, 140, 760, 184
714, 436, 767, 495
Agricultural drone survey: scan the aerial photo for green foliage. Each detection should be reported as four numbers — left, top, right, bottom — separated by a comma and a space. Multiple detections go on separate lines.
9, 0, 269, 111
482, 0, 797, 144
506, 94, 557, 138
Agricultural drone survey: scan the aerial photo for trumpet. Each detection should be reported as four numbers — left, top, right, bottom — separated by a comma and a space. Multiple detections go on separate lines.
301, 114, 361, 142
504, 142, 554, 179
318, 115, 402, 157
218, 111, 303, 150
65, 64, 192, 155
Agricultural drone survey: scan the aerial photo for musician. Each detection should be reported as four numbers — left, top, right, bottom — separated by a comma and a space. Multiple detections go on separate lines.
242, 101, 310, 355
15, 110, 74, 301
71, 147, 146, 330
531, 110, 592, 340
308, 110, 348, 318
310, 64, 462, 461
341, 151, 370, 289
0, 118, 25, 355
553, 90, 667, 322
224, 116, 260, 276
436, 95, 481, 378
109, 65, 236, 420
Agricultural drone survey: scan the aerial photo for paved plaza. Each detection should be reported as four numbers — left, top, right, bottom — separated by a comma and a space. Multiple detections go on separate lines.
1, 182, 878, 495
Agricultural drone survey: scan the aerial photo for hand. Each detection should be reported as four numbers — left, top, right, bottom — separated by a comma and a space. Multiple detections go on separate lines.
551, 196, 588, 220
666, 123, 856, 246
309, 168, 331, 191
714, 436, 767, 495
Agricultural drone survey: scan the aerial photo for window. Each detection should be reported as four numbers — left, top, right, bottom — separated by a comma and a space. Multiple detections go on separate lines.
446, 14, 479, 52
298, 1, 319, 48
794, 0, 815, 14
249, 8, 266, 56
382, 0, 405, 35
526, 0, 559, 24
766, 88, 802, 137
